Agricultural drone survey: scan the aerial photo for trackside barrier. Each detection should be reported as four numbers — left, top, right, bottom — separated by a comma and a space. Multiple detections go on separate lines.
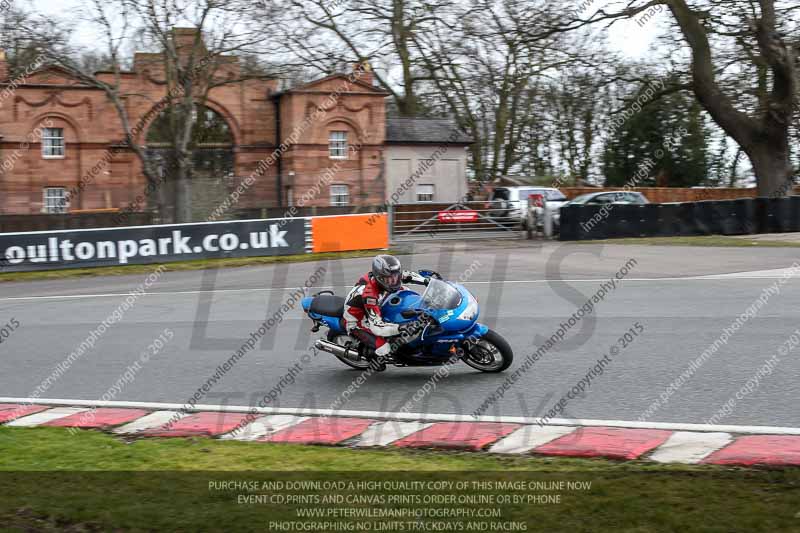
0, 212, 154, 233
559, 197, 800, 241
310, 213, 389, 253
0, 214, 390, 272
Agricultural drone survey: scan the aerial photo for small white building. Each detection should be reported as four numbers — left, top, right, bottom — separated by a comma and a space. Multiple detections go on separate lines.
384, 118, 473, 204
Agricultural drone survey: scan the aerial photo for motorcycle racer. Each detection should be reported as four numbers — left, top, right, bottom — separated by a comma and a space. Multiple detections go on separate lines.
343, 254, 429, 371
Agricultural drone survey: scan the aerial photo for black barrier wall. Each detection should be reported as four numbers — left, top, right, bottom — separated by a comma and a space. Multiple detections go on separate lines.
559, 197, 800, 241
0, 218, 307, 272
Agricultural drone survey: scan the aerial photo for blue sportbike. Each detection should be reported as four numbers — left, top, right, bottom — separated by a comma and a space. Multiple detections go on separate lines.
301, 272, 513, 373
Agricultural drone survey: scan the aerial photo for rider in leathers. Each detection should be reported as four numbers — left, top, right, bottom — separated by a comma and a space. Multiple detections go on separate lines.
344, 254, 429, 371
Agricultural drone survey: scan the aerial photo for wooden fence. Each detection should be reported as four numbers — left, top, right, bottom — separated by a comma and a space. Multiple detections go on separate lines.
558, 187, 800, 203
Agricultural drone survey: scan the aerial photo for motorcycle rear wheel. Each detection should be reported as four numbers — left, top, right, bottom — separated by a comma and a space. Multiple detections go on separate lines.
463, 330, 513, 373
326, 332, 372, 370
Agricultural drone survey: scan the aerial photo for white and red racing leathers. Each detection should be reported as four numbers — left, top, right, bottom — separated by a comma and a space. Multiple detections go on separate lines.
343, 270, 428, 356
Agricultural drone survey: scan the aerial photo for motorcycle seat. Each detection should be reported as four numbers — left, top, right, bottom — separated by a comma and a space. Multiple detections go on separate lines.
310, 294, 345, 318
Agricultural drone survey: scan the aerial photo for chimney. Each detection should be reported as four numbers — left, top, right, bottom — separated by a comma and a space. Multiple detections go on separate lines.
352, 60, 374, 85
0, 50, 8, 81
171, 28, 206, 59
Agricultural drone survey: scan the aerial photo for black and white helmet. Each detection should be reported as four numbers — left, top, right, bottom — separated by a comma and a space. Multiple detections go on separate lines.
372, 254, 402, 292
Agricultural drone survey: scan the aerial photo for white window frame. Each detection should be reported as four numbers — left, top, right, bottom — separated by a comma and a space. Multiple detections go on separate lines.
416, 184, 435, 203
42, 127, 65, 159
329, 131, 348, 159
330, 184, 349, 206
43, 187, 68, 214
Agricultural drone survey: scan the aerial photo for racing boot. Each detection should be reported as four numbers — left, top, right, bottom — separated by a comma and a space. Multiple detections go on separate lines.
369, 342, 393, 372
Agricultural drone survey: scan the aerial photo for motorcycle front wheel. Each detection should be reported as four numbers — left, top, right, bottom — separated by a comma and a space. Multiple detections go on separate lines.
463, 330, 513, 373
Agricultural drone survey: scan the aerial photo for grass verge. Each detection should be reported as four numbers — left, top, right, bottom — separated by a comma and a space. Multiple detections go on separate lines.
0, 249, 390, 283
574, 235, 800, 247
1, 427, 799, 532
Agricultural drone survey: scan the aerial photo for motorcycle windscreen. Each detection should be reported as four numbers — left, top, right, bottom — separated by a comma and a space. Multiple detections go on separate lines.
419, 279, 462, 310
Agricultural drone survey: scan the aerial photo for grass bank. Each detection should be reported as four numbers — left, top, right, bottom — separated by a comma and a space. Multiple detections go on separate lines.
1, 427, 798, 532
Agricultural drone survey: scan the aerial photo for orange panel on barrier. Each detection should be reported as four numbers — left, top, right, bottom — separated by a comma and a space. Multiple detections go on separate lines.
311, 213, 389, 253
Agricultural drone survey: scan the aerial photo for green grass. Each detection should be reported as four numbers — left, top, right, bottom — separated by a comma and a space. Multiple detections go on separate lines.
0, 249, 390, 283
1, 427, 799, 532
576, 235, 800, 247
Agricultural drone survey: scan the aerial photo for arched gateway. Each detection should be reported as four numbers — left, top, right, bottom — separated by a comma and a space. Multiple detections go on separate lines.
145, 103, 235, 220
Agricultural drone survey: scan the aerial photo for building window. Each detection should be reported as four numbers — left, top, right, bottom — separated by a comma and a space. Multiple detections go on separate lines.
417, 184, 435, 203
330, 185, 349, 206
329, 131, 348, 159
42, 128, 65, 158
43, 187, 68, 214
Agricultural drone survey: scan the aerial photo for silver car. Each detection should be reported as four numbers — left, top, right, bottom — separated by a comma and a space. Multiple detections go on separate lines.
552, 191, 649, 229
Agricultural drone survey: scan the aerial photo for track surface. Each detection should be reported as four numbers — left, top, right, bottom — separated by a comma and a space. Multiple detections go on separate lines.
2, 240, 799, 427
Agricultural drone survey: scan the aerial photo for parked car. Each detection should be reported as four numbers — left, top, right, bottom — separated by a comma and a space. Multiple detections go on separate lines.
552, 191, 649, 230
488, 187, 568, 229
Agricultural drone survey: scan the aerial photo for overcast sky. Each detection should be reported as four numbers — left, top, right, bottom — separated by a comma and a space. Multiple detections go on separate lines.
26, 0, 667, 60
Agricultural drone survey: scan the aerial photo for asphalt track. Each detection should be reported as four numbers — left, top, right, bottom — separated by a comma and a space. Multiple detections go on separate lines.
2, 240, 800, 427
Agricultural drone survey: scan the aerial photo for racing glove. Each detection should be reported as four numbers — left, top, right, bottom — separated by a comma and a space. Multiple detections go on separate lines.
403, 270, 433, 285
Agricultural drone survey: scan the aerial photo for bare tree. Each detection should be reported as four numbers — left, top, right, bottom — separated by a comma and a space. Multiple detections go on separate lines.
545, 66, 614, 184
269, 0, 616, 183
413, 0, 599, 181
569, 0, 799, 196
0, 7, 66, 75
266, 0, 452, 116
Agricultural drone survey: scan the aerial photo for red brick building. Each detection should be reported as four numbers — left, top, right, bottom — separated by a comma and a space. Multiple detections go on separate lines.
0, 30, 413, 219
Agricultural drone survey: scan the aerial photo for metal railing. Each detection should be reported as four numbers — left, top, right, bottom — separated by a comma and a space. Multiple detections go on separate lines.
390, 201, 523, 241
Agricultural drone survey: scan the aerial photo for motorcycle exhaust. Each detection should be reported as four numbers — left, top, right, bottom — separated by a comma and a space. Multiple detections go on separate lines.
315, 339, 360, 360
